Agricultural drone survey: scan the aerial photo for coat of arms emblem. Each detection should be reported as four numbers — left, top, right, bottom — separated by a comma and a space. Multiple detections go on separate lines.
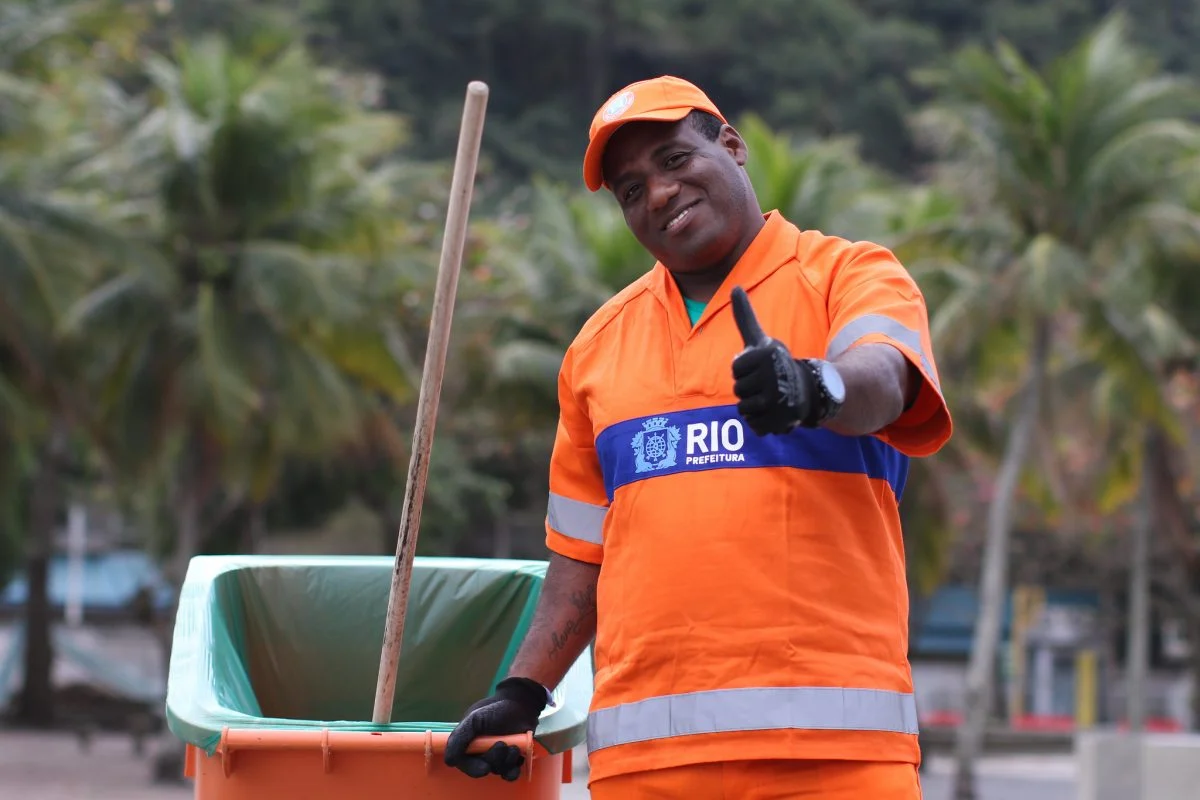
631, 416, 681, 474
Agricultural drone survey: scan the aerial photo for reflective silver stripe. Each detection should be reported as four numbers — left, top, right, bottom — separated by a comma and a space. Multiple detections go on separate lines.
587, 686, 918, 752
826, 314, 939, 390
546, 492, 606, 545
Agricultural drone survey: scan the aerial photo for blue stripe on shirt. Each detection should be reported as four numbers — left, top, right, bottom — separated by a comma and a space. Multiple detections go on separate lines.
594, 404, 908, 502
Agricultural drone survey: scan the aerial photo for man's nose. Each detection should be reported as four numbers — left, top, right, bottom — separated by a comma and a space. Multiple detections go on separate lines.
646, 176, 679, 211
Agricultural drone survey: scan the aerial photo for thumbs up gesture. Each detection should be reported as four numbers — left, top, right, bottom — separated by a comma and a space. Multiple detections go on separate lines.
730, 286, 815, 436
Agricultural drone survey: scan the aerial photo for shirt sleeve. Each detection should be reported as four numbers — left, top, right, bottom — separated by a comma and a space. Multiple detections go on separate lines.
544, 345, 607, 564
824, 240, 953, 457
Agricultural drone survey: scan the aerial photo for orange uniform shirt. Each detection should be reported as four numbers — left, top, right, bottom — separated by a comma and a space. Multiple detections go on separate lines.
544, 211, 952, 783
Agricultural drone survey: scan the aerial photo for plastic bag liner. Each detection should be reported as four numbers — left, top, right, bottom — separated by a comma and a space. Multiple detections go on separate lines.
166, 555, 591, 757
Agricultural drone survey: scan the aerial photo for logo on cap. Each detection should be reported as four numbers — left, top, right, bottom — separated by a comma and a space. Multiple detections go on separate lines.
602, 90, 635, 122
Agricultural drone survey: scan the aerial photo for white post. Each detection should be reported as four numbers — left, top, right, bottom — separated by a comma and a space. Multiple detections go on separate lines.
65, 504, 86, 627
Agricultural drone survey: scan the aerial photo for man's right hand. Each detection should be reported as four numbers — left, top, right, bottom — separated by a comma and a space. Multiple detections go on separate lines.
443, 677, 549, 781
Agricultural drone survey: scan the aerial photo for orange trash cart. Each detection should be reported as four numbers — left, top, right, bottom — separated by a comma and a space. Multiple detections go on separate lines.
165, 556, 592, 799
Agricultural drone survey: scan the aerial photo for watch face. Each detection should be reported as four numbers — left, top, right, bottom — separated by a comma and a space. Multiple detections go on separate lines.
819, 361, 846, 404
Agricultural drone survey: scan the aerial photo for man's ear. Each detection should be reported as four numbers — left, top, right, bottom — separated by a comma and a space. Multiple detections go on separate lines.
718, 125, 749, 167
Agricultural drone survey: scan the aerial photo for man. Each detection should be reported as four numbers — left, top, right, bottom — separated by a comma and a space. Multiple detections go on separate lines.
444, 75, 952, 798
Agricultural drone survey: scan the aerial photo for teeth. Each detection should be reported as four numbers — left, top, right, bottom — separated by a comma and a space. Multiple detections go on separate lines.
666, 207, 691, 230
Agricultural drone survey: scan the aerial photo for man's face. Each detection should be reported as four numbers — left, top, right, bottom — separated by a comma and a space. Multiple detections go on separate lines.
602, 117, 755, 274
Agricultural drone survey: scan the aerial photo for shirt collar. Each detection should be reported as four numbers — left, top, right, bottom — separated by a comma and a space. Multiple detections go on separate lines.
649, 210, 799, 334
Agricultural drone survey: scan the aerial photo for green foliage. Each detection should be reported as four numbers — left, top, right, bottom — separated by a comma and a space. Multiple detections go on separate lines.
484, 178, 635, 409
4, 0, 1200, 601
295, 0, 1200, 185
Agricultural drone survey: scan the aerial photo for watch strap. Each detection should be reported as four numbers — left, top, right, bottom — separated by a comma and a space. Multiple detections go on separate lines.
799, 359, 838, 427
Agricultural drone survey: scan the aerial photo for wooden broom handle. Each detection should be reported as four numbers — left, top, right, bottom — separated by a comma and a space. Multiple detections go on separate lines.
372, 81, 490, 724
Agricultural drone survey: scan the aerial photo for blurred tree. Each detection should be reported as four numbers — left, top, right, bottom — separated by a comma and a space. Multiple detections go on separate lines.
0, 359, 31, 587
488, 177, 636, 402
10, 0, 1200, 750
303, 0, 1200, 185
447, 179, 637, 557
1110, 182, 1200, 729
48, 25, 434, 773
907, 13, 1200, 795
64, 33, 416, 583
0, 0, 153, 726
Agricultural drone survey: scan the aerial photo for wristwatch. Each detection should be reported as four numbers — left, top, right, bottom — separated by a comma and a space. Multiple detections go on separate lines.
801, 358, 846, 427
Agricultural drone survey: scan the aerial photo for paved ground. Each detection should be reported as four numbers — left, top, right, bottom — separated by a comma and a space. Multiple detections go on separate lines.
919, 775, 1073, 800
560, 750, 1077, 799
0, 730, 190, 800
0, 730, 1075, 799
917, 754, 1075, 800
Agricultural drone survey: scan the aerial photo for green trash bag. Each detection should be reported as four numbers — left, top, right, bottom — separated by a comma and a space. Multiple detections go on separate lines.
165, 555, 592, 757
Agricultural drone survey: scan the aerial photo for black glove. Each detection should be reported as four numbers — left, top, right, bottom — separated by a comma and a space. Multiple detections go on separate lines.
730, 286, 819, 435
443, 677, 548, 782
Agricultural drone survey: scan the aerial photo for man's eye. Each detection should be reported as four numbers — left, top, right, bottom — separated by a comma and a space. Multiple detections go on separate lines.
666, 153, 688, 168
624, 185, 641, 202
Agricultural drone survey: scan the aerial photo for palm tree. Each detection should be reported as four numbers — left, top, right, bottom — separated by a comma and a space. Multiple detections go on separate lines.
485, 178, 635, 411
907, 13, 1200, 797
737, 113, 901, 241
48, 29, 427, 775
1098, 207, 1200, 732
65, 33, 416, 582
0, 1, 153, 725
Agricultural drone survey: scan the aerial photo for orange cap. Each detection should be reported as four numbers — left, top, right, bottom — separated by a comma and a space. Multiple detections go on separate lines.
583, 75, 727, 192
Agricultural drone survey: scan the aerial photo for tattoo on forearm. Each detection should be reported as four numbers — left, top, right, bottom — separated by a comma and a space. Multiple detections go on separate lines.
569, 585, 596, 613
549, 584, 596, 660
549, 622, 582, 659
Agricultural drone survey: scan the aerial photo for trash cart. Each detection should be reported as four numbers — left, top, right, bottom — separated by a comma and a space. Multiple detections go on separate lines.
165, 555, 592, 799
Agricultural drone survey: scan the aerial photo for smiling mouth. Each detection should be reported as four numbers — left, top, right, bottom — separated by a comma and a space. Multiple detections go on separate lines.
662, 202, 700, 232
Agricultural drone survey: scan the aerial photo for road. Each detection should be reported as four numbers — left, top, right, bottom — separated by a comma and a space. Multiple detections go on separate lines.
0, 729, 191, 800
560, 751, 1077, 799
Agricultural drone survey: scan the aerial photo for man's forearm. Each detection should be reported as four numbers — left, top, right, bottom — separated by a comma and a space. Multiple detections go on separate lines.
823, 343, 920, 437
505, 552, 599, 690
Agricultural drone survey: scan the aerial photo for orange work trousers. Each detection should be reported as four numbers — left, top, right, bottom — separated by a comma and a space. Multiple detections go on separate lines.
589, 759, 922, 799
